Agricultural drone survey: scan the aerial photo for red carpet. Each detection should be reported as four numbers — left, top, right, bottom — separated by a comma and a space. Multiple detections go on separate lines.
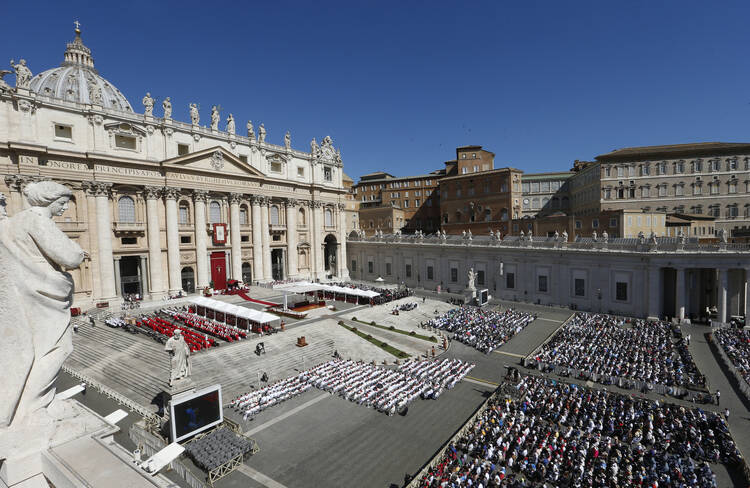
236, 291, 279, 307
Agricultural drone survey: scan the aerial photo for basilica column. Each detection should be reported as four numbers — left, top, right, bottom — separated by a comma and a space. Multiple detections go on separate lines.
260, 197, 272, 281
144, 186, 165, 298
718, 267, 729, 324
139, 255, 149, 297
337, 203, 349, 279
647, 265, 661, 320
312, 201, 325, 279
745, 267, 750, 321
193, 190, 209, 289
229, 193, 243, 281
285, 198, 299, 278
675, 267, 686, 321
89, 182, 117, 300
113, 256, 122, 297
251, 196, 264, 282
164, 187, 182, 293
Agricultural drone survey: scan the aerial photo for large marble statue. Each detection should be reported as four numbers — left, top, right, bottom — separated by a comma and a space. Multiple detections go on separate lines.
162, 97, 172, 118
226, 113, 235, 135
142, 92, 154, 116
258, 123, 266, 143
284, 131, 291, 150
10, 59, 32, 89
210, 105, 220, 131
0, 181, 86, 428
165, 329, 191, 387
0, 70, 12, 92
467, 267, 476, 291
246, 120, 255, 141
719, 228, 728, 243
189, 103, 200, 125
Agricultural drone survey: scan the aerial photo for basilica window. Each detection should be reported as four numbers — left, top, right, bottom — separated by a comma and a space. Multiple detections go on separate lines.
298, 207, 306, 226
118, 196, 136, 223
297, 166, 305, 178
270, 161, 283, 173
239, 205, 248, 225
324, 208, 333, 227
209, 201, 222, 223
270, 205, 280, 225
115, 134, 137, 150
54, 124, 73, 140
177, 143, 189, 156
179, 202, 190, 225
324, 166, 333, 181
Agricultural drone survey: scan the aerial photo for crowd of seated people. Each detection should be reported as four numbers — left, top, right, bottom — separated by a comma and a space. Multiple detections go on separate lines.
135, 315, 215, 352
164, 308, 247, 342
416, 375, 741, 488
231, 375, 312, 420
533, 313, 706, 389
105, 317, 127, 328
714, 327, 750, 386
426, 307, 536, 354
231, 358, 476, 420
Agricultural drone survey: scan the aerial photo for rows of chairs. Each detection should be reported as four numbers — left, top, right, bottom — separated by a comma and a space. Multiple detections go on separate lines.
184, 427, 255, 472
166, 309, 247, 342
136, 315, 215, 352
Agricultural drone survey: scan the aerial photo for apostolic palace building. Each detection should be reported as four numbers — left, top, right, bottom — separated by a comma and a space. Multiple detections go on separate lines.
0, 27, 349, 308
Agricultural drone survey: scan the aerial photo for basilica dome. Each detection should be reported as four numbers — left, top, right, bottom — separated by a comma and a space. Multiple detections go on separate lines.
29, 28, 133, 112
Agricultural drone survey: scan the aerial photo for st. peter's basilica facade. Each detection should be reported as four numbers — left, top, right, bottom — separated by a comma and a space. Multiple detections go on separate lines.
0, 27, 349, 308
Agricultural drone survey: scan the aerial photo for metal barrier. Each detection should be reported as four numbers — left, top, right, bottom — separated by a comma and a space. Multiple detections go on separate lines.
709, 330, 750, 402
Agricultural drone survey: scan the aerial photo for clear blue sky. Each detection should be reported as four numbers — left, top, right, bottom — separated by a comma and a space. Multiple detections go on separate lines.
5, 1, 750, 180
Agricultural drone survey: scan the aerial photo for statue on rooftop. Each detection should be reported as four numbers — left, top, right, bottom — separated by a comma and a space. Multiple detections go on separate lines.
0, 181, 86, 428
226, 113, 235, 135
189, 103, 199, 125
258, 123, 266, 143
162, 97, 172, 119
9, 59, 32, 89
284, 131, 291, 150
247, 121, 255, 141
142, 92, 154, 116
210, 105, 220, 131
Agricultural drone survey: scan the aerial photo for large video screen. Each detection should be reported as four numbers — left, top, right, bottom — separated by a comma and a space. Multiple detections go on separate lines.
170, 384, 223, 443
479, 289, 489, 306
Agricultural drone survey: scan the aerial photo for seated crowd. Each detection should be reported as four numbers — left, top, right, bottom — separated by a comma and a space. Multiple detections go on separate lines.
532, 313, 705, 389
427, 308, 537, 354
231, 375, 312, 420
231, 358, 475, 420
393, 302, 418, 314
417, 375, 741, 488
714, 327, 750, 386
164, 308, 247, 342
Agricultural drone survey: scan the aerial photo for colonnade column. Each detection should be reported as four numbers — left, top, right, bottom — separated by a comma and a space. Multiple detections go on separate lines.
229, 193, 243, 281
675, 267, 686, 321
144, 186, 165, 298
337, 203, 349, 279
163, 187, 182, 293
718, 267, 729, 324
193, 190, 209, 289
139, 255, 149, 296
647, 265, 661, 320
260, 197, 272, 280
312, 201, 325, 278
89, 182, 117, 300
250, 196, 264, 282
285, 199, 298, 278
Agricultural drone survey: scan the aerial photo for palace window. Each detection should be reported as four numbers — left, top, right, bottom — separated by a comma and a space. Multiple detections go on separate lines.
675, 184, 684, 196
728, 158, 738, 171
209, 201, 221, 223
727, 205, 738, 218
693, 160, 702, 172
118, 196, 136, 223
728, 180, 737, 194
609, 217, 617, 227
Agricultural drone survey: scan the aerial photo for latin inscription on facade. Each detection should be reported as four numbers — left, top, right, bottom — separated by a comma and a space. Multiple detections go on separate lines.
94, 164, 162, 178
47, 160, 90, 171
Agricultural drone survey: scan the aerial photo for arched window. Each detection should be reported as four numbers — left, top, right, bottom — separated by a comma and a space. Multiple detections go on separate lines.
118, 196, 135, 223
239, 205, 248, 225
179, 202, 190, 225
324, 208, 333, 227
209, 201, 221, 223
298, 207, 306, 226
270, 205, 280, 225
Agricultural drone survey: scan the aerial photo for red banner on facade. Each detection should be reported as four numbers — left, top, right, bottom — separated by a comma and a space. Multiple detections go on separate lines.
213, 223, 227, 245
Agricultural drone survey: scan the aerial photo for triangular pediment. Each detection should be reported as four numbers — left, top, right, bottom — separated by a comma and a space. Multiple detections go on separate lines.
162, 146, 264, 178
